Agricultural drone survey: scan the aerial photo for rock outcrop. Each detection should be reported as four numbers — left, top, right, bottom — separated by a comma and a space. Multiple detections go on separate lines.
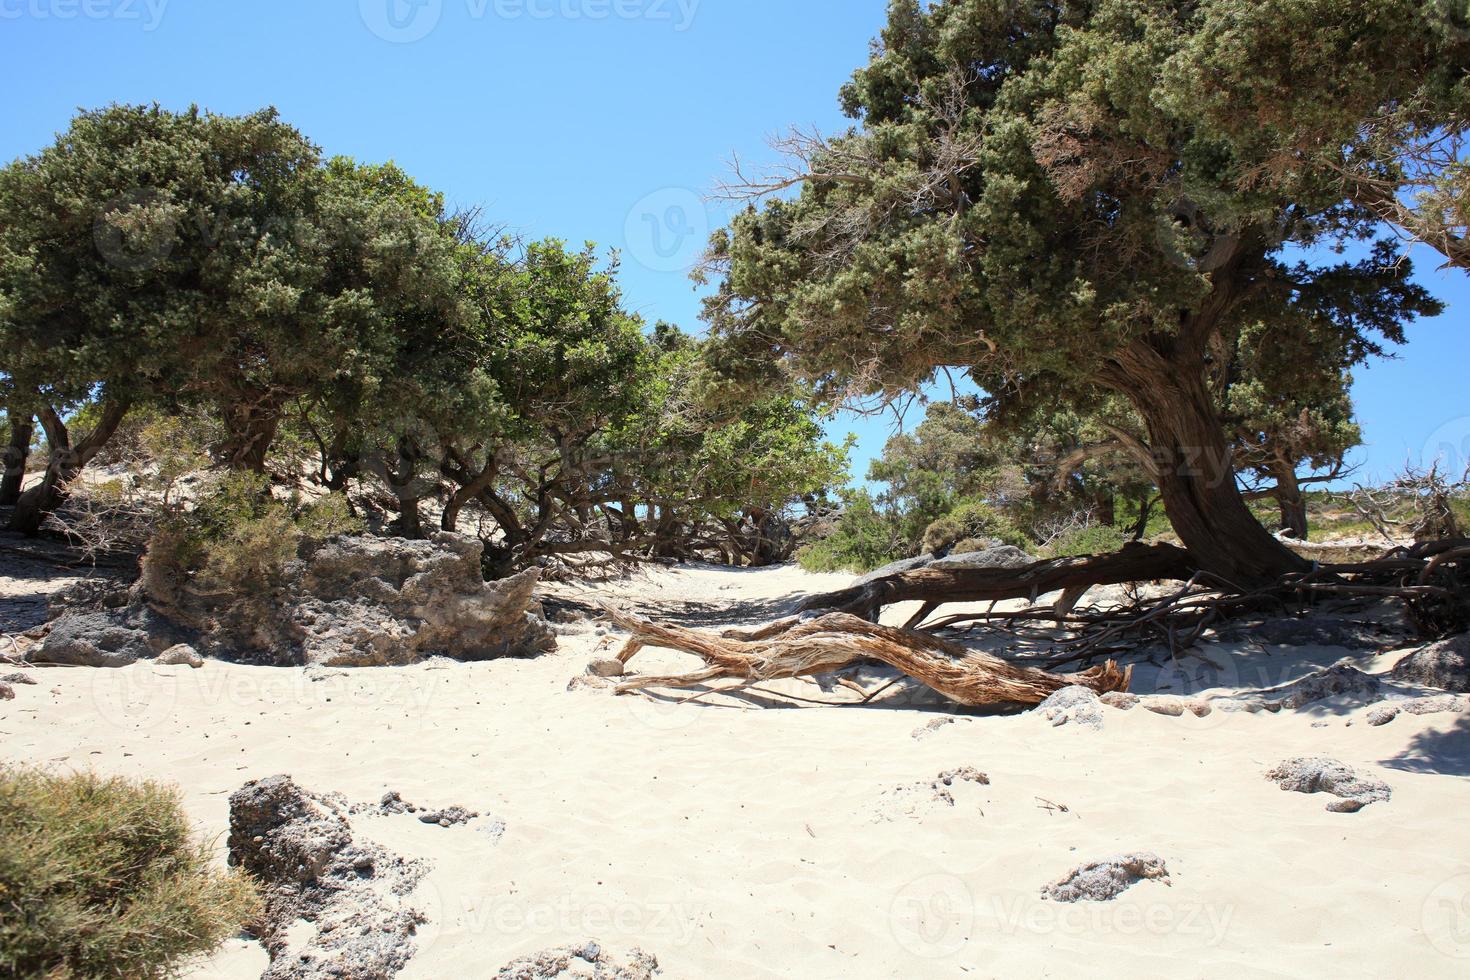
1042, 854, 1171, 903
850, 545, 1036, 586
228, 776, 431, 980
1391, 634, 1470, 692
35, 534, 556, 668
1266, 758, 1392, 813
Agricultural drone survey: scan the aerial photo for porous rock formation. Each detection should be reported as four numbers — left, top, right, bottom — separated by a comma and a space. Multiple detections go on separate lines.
1391, 634, 1470, 692
34, 533, 556, 668
228, 775, 431, 980
494, 942, 661, 980
1266, 758, 1392, 813
1042, 854, 1171, 902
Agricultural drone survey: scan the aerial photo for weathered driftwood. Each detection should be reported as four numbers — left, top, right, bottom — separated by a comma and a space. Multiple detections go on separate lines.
605, 608, 1132, 707
797, 543, 1198, 623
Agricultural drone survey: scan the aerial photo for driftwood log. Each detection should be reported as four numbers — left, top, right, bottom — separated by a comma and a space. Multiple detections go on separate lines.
605, 608, 1132, 707
797, 542, 1198, 623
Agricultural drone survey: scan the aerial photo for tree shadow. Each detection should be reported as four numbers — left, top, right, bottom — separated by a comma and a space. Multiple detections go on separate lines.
1380, 714, 1470, 777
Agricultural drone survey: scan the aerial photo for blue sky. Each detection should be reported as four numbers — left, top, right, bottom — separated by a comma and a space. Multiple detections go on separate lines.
2, 0, 1466, 487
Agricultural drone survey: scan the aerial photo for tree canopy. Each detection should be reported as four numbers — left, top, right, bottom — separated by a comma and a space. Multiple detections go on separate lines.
704, 0, 1449, 584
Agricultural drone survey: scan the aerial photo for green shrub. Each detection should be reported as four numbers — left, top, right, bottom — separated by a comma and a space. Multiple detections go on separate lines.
1045, 524, 1129, 558
796, 491, 905, 573
921, 500, 1029, 555
0, 767, 259, 980
144, 474, 363, 605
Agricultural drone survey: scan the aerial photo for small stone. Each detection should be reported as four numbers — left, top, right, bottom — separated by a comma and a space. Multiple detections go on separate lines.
586, 658, 625, 678
1145, 698, 1186, 718
1100, 692, 1140, 711
1185, 699, 1213, 718
1, 673, 37, 686
157, 644, 205, 669
0, 683, 14, 701
1366, 705, 1400, 727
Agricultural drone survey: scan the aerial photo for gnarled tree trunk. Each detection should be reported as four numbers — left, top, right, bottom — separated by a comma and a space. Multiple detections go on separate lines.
1273, 462, 1309, 540
0, 415, 33, 507
220, 393, 285, 473
8, 400, 131, 535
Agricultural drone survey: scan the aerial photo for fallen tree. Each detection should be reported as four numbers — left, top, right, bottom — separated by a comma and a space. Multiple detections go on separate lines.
797, 543, 1199, 624
604, 608, 1132, 707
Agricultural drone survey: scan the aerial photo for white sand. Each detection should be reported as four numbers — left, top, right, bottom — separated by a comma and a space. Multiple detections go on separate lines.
4, 560, 1470, 978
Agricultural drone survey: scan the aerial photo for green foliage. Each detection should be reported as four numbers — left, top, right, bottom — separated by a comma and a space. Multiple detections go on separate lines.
147, 474, 362, 600
921, 499, 1029, 555
796, 490, 905, 573
1045, 524, 1130, 560
703, 0, 1447, 578
0, 766, 259, 980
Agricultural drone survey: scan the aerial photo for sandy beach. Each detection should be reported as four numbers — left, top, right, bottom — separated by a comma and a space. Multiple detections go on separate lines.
4, 556, 1467, 978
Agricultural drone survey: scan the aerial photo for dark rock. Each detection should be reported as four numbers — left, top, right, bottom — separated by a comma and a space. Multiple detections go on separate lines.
929, 546, 1036, 571
1266, 758, 1392, 813
418, 806, 477, 828
852, 554, 937, 587
32, 608, 185, 668
1, 672, 36, 686
0, 682, 13, 701
1042, 854, 1170, 903
1391, 635, 1470, 693
228, 776, 430, 980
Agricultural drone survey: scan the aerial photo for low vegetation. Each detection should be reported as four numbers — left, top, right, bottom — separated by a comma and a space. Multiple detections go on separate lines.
0, 767, 259, 980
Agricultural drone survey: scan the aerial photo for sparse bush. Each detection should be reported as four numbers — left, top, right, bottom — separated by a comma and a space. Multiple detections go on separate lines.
921, 500, 1029, 555
0, 766, 259, 980
1045, 524, 1129, 559
143, 474, 364, 608
796, 491, 905, 574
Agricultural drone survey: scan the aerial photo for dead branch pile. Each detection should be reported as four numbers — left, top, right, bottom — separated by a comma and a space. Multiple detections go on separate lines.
605, 608, 1132, 707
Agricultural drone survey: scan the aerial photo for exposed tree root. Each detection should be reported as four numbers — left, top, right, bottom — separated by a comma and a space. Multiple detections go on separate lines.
604, 608, 1132, 707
